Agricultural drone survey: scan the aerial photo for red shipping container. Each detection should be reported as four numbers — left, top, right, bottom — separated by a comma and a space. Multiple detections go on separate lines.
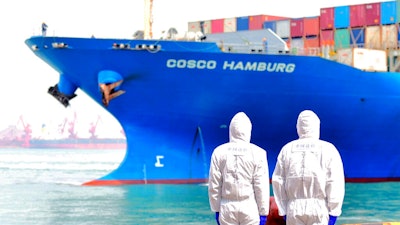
211, 19, 224, 33
320, 30, 334, 45
365, 3, 380, 26
290, 18, 304, 37
350, 4, 366, 27
249, 15, 288, 30
320, 7, 334, 30
304, 17, 320, 36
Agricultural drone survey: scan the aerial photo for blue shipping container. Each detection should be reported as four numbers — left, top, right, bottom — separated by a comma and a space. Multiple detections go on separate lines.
334, 6, 350, 28
236, 16, 249, 31
350, 27, 365, 46
263, 21, 277, 32
381, 1, 397, 25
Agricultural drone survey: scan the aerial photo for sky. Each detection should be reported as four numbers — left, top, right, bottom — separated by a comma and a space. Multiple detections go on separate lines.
0, 0, 388, 138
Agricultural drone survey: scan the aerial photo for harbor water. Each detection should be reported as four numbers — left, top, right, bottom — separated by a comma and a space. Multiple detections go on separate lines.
0, 148, 399, 225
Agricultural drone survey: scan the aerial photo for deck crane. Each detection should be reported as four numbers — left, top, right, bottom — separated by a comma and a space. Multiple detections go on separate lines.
144, 0, 153, 39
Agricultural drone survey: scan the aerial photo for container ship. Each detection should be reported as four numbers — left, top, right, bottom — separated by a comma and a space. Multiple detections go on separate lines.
25, 0, 400, 185
0, 115, 126, 149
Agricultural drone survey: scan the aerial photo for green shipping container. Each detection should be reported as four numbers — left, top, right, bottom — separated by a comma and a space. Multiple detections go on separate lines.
335, 28, 350, 50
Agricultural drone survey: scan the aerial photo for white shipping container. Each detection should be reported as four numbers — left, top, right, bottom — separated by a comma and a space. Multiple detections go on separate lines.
381, 24, 398, 49
337, 48, 387, 72
188, 20, 212, 34
276, 20, 290, 38
290, 38, 304, 55
188, 21, 201, 32
224, 17, 237, 32
365, 26, 381, 49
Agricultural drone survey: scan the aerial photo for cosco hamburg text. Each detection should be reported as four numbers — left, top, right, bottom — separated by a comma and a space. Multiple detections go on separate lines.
166, 59, 296, 73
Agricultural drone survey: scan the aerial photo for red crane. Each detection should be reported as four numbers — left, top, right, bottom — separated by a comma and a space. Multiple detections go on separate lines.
17, 115, 32, 147
58, 117, 68, 135
68, 112, 78, 139
89, 115, 102, 139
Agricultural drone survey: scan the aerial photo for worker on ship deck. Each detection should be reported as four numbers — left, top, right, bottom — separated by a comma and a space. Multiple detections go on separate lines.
208, 112, 270, 225
272, 110, 345, 225
41, 22, 48, 36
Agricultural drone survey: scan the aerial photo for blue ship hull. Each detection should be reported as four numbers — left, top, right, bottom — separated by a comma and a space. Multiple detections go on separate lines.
25, 36, 400, 185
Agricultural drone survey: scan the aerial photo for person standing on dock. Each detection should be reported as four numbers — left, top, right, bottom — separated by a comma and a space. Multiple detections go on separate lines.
208, 112, 270, 225
272, 110, 345, 225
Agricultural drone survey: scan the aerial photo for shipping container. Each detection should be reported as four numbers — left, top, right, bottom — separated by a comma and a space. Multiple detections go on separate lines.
236, 16, 249, 31
188, 21, 200, 32
249, 15, 265, 30
350, 27, 365, 47
397, 0, 400, 23
381, 1, 397, 25
320, 7, 334, 30
211, 19, 224, 33
263, 21, 277, 33
201, 20, 212, 34
334, 6, 350, 29
335, 28, 350, 50
249, 15, 288, 30
320, 30, 334, 45
365, 3, 381, 26
304, 16, 320, 36
224, 18, 237, 32
290, 18, 304, 38
290, 37, 304, 55
337, 48, 387, 71
350, 4, 366, 27
305, 37, 321, 55
304, 36, 320, 48
381, 24, 398, 49
276, 19, 291, 38
365, 26, 381, 49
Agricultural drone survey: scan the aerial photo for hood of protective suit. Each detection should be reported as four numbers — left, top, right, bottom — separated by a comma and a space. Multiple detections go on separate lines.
229, 112, 252, 143
296, 110, 320, 139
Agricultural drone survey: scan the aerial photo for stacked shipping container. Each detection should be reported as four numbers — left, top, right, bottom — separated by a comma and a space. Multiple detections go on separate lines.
320, 1, 398, 51
188, 1, 400, 52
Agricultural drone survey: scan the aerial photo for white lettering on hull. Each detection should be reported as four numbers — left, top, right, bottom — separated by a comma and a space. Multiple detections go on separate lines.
166, 59, 295, 73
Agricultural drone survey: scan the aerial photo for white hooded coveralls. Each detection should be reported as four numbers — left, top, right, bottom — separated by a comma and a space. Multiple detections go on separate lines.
272, 110, 345, 225
208, 112, 270, 225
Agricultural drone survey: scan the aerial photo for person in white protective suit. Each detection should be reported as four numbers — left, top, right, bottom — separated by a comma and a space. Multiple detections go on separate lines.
208, 112, 270, 225
272, 110, 345, 225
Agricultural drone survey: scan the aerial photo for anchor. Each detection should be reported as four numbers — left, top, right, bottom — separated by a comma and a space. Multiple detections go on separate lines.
99, 80, 125, 107
98, 70, 125, 107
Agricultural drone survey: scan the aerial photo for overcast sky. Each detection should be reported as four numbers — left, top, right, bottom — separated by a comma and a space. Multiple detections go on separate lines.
0, 0, 387, 138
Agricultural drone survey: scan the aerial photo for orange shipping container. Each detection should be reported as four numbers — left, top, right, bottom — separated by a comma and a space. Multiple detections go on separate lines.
304, 37, 321, 56
304, 37, 320, 48
304, 17, 320, 36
